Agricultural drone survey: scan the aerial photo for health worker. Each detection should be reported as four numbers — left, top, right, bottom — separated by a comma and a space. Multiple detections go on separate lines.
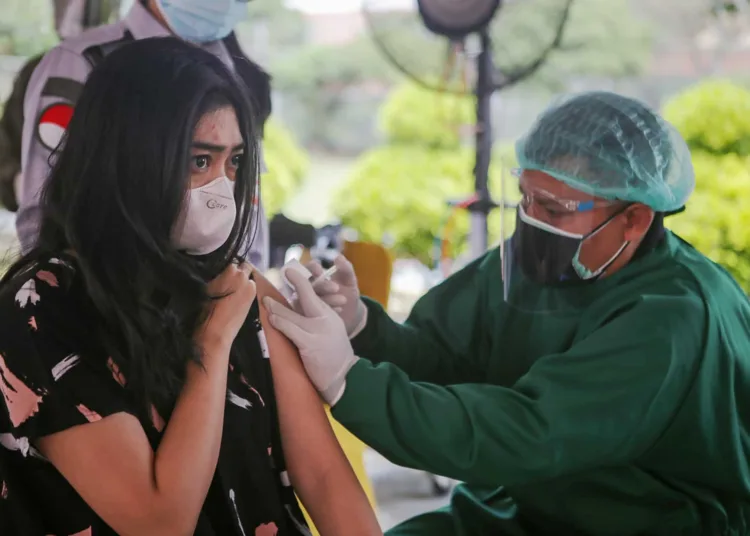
265, 90, 750, 536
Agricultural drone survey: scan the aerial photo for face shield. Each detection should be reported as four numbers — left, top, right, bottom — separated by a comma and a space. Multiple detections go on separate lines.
500, 168, 631, 314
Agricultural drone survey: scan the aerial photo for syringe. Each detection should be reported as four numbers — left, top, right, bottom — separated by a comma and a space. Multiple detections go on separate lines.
310, 265, 339, 288
280, 260, 339, 302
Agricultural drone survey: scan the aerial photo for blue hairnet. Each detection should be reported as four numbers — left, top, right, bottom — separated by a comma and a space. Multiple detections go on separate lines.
515, 91, 695, 212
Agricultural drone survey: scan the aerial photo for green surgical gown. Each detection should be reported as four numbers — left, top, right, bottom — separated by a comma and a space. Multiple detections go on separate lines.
331, 231, 750, 535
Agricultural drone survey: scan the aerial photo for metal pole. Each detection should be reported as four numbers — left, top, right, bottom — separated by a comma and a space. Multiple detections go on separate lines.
469, 29, 494, 259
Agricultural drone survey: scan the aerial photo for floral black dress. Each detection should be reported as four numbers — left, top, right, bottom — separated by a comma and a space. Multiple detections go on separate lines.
0, 254, 311, 536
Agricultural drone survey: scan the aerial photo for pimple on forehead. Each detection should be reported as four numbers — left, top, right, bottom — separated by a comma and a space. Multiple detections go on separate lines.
194, 107, 242, 146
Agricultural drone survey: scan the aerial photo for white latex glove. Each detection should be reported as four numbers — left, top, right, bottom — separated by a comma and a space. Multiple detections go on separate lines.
263, 267, 359, 406
305, 255, 368, 338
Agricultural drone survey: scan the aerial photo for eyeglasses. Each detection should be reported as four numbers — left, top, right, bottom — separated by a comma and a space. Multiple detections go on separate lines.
511, 168, 614, 215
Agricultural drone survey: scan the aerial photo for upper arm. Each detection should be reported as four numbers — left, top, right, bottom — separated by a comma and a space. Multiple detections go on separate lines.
37, 414, 165, 536
255, 274, 383, 534
254, 274, 349, 477
333, 295, 705, 487
0, 266, 166, 536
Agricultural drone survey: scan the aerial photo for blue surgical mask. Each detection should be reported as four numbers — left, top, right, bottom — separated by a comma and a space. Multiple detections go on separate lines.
155, 0, 249, 43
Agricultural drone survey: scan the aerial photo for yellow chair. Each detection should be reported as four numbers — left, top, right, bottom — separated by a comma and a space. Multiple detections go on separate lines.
341, 240, 393, 308
298, 240, 394, 307
299, 241, 393, 532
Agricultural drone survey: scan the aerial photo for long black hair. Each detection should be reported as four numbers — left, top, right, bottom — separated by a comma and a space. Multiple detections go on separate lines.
2, 37, 260, 414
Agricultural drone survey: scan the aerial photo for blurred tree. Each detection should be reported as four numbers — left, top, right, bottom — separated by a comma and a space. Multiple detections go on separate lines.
512, 0, 651, 84
378, 81, 474, 150
296, 0, 652, 88
0, 0, 124, 57
261, 118, 310, 217
332, 82, 517, 264
272, 0, 652, 149
664, 80, 750, 291
333, 143, 516, 265
663, 79, 750, 155
270, 38, 398, 150
0, 0, 58, 56
237, 0, 307, 65
634, 0, 750, 76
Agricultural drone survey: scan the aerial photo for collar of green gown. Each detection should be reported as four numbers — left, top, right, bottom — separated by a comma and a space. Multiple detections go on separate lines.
508, 230, 676, 314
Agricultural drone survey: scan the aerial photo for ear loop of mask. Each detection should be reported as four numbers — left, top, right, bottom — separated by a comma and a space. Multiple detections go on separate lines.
517, 205, 586, 239
571, 205, 631, 280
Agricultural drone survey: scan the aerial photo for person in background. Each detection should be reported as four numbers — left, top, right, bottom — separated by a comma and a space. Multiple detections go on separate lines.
0, 0, 99, 213
265, 91, 750, 535
17, 0, 272, 270
0, 37, 381, 536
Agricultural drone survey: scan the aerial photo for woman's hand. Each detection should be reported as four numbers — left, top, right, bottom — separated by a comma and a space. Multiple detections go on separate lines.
37, 262, 257, 536
198, 261, 256, 351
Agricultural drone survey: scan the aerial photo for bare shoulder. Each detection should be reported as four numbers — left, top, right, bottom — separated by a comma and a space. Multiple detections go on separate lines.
252, 270, 288, 306
252, 271, 297, 356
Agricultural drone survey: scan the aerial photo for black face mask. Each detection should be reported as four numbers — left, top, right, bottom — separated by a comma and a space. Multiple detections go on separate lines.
513, 207, 629, 286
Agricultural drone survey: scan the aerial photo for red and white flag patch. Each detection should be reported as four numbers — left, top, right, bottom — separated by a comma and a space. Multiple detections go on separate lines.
37, 103, 74, 151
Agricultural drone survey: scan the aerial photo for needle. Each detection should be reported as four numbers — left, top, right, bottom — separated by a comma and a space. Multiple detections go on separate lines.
284, 264, 339, 303
310, 265, 339, 287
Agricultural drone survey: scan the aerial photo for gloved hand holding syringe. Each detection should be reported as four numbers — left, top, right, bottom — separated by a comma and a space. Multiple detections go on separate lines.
278, 255, 368, 338
280, 259, 339, 304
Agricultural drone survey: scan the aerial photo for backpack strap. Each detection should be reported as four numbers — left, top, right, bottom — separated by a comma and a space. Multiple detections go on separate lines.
81, 29, 136, 68
0, 54, 45, 212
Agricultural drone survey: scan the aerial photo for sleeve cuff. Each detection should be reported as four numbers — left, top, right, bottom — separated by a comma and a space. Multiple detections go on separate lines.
323, 356, 360, 406
330, 359, 373, 414
347, 301, 368, 339
325, 379, 348, 407
350, 298, 389, 356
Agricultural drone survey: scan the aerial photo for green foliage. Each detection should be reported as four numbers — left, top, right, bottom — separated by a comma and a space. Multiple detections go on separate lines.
0, 0, 121, 56
491, 0, 652, 86
333, 82, 518, 264
271, 0, 652, 150
353, 0, 652, 89
663, 80, 750, 156
379, 83, 474, 150
334, 144, 516, 264
269, 38, 398, 149
261, 119, 309, 216
668, 152, 750, 289
0, 0, 58, 56
553, 0, 652, 78
663, 81, 750, 291
239, 0, 307, 60
272, 39, 394, 91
